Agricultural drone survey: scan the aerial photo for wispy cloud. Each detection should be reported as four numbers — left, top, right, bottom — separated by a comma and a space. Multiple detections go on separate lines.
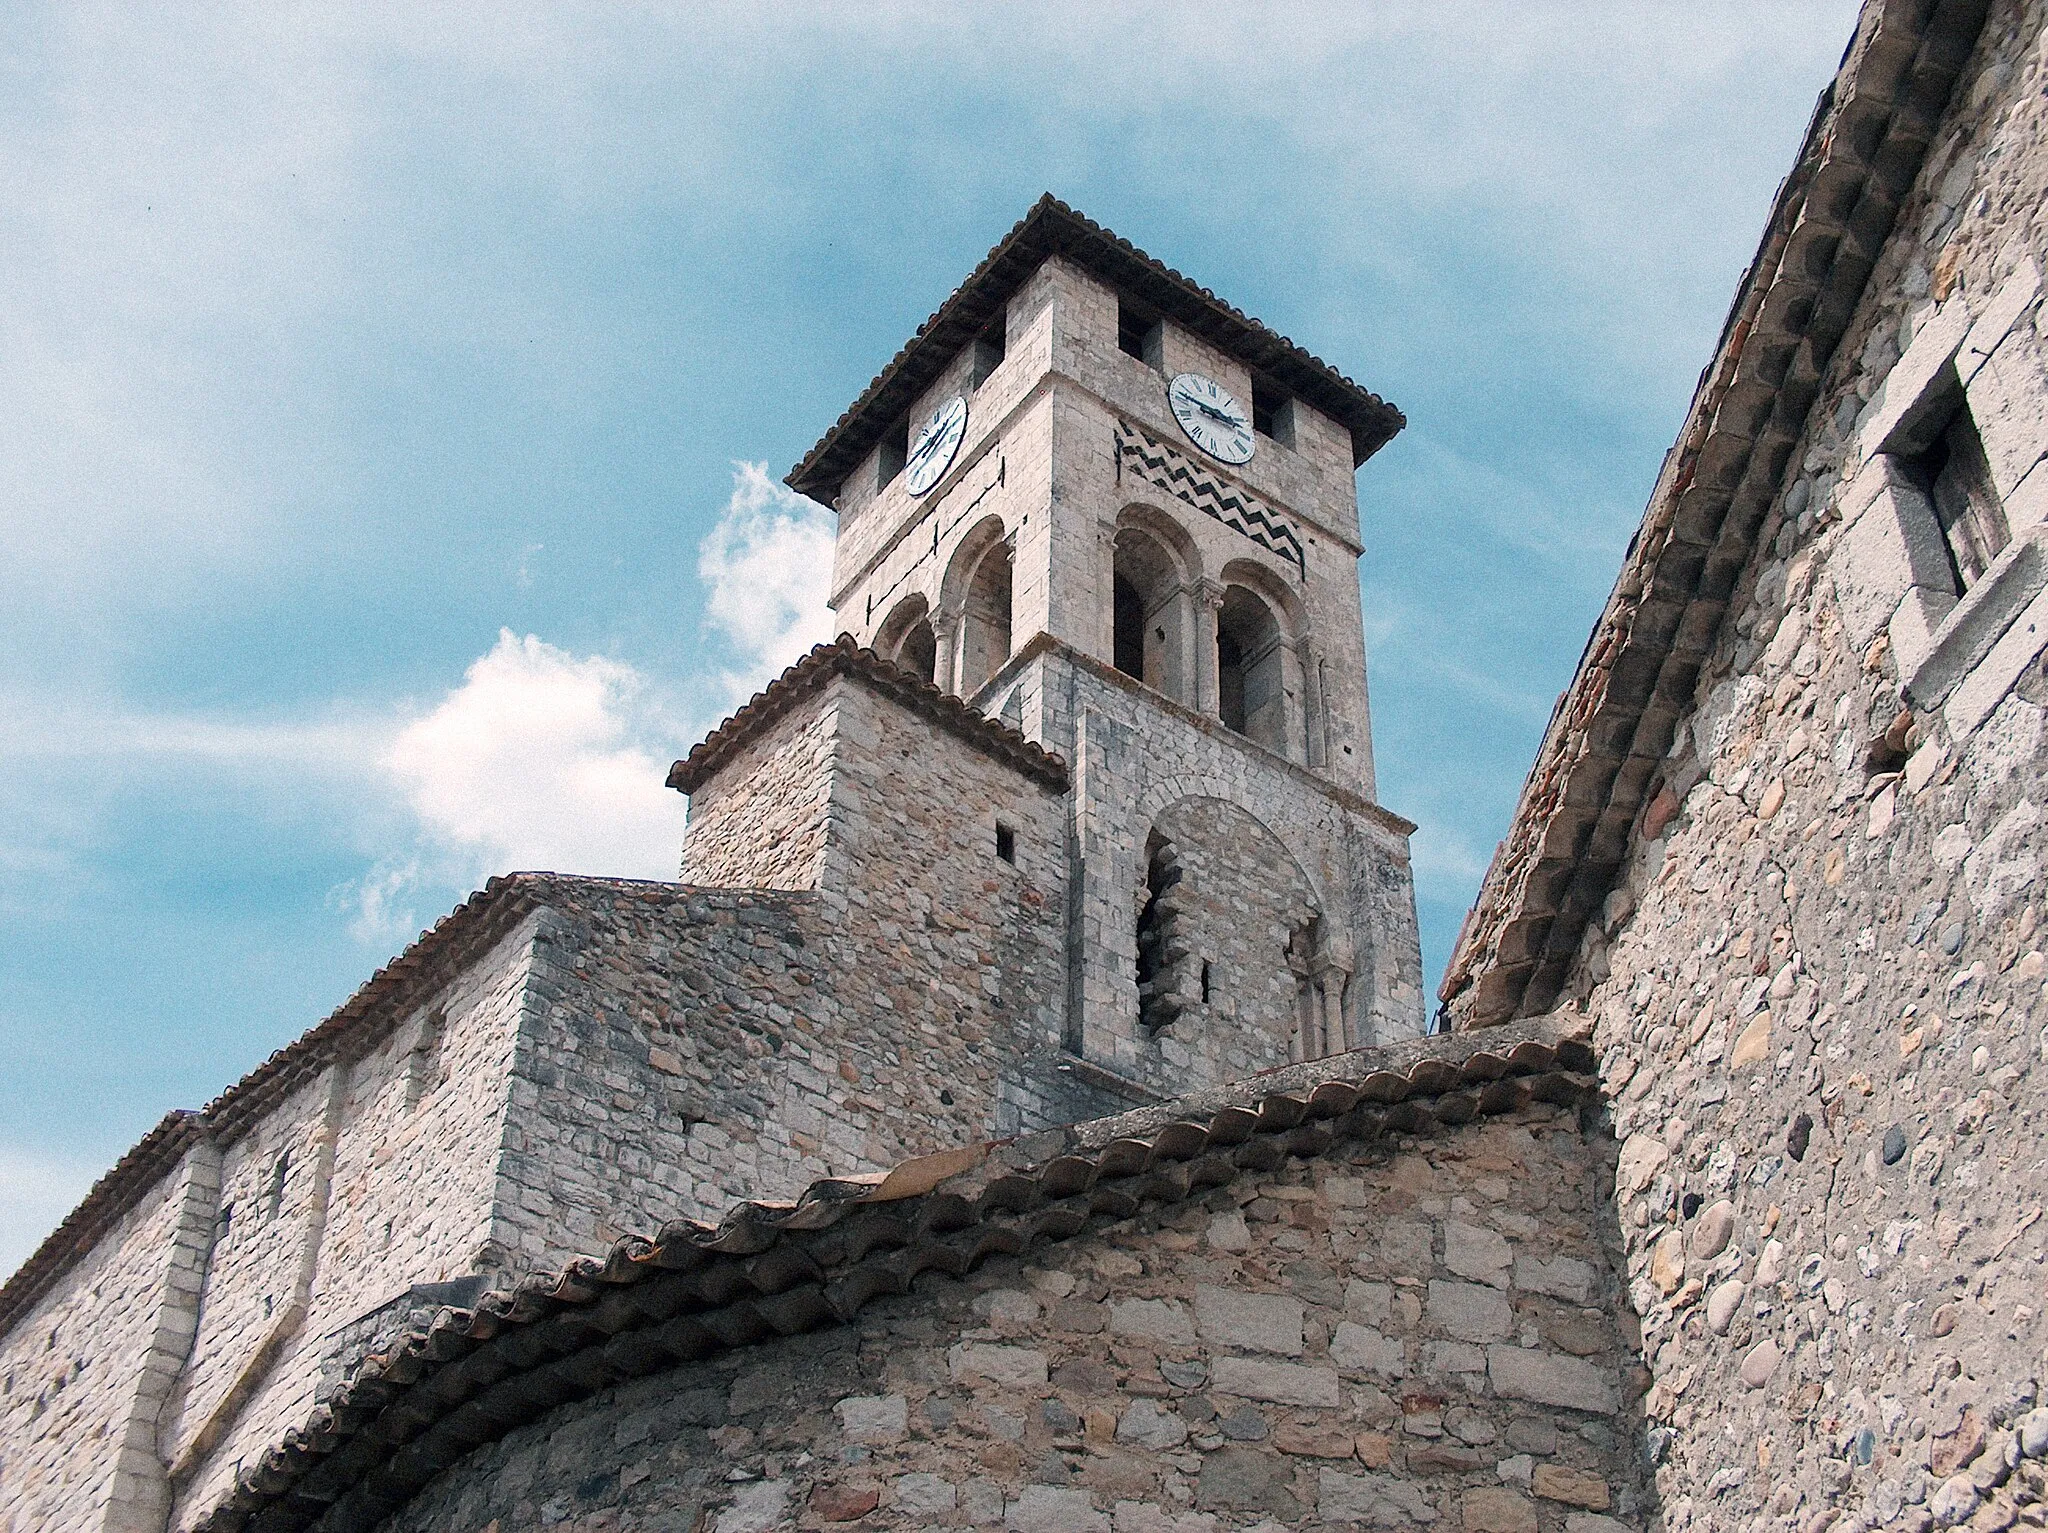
1, 469, 832, 947
697, 462, 837, 701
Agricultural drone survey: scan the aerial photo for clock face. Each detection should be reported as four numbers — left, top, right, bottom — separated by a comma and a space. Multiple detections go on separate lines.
1167, 373, 1254, 465
903, 395, 968, 496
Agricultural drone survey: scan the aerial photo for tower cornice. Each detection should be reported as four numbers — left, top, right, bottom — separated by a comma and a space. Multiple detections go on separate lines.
786, 194, 1405, 503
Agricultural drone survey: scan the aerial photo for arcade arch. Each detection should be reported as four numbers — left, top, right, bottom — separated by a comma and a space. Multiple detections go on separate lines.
945, 516, 1013, 698
874, 593, 938, 685
1110, 511, 1197, 705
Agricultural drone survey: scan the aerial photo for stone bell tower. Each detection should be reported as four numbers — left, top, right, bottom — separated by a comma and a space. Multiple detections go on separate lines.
777, 195, 1426, 1103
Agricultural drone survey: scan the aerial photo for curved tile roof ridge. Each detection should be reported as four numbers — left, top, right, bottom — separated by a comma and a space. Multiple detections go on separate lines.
785, 194, 1405, 500
188, 1017, 1594, 1533
667, 633, 1070, 795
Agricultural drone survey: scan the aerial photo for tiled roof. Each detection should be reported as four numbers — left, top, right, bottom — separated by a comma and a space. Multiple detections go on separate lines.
667, 634, 1070, 795
1438, 0, 1993, 1030
188, 1017, 1594, 1533
785, 194, 1407, 501
0, 874, 654, 1341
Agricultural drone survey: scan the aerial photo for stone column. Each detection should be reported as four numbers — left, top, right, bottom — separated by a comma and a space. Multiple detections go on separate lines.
932, 608, 963, 697
1299, 632, 1328, 769
1193, 579, 1226, 719
1317, 968, 1350, 1054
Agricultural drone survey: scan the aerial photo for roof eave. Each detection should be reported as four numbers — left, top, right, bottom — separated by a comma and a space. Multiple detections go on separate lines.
785, 195, 1405, 503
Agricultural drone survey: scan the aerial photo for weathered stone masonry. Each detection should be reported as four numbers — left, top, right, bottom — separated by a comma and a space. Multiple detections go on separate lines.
33, 4, 2048, 1523
1443, 1, 2048, 1528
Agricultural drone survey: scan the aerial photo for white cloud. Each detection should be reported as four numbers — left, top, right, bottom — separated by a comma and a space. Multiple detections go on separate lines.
384, 630, 687, 877
0, 1146, 100, 1284
696, 461, 838, 700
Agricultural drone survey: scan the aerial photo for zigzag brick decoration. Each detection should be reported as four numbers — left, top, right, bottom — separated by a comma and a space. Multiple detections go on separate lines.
1116, 421, 1307, 579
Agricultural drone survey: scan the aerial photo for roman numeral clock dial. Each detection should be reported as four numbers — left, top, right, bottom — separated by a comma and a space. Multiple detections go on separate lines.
1167, 373, 1255, 465
904, 395, 969, 497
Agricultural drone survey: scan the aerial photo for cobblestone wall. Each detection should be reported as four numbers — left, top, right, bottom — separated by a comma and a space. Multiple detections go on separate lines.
382, 1099, 1644, 1533
1556, 5, 2048, 1528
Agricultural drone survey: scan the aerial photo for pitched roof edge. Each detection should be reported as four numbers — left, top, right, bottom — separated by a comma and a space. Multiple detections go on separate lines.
190, 1015, 1596, 1532
667, 634, 1071, 795
0, 874, 559, 1340
1437, 0, 1993, 1031
785, 194, 1406, 500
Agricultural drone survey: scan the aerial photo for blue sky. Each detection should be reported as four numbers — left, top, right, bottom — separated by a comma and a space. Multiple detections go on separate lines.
0, 2, 1860, 1275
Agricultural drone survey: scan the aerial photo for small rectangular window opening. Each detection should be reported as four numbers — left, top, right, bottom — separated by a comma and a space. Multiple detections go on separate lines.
1118, 298, 1163, 369
1199, 960, 1213, 1004
971, 308, 1007, 388
1252, 381, 1293, 446
1907, 407, 2009, 591
878, 417, 909, 489
995, 823, 1016, 864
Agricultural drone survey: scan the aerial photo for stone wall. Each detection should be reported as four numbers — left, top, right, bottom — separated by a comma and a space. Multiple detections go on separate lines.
501, 673, 1077, 1280
988, 644, 1423, 1070
0, 1157, 190, 1533
682, 695, 836, 890
0, 904, 541, 1533
379, 1098, 1644, 1533
1132, 796, 1324, 1094
169, 918, 538, 1527
1537, 3, 2048, 1528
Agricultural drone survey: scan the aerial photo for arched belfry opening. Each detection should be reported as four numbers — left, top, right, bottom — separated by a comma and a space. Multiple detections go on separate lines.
875, 594, 938, 685
960, 540, 1013, 696
1111, 521, 1191, 704
941, 516, 1014, 698
1216, 584, 1285, 751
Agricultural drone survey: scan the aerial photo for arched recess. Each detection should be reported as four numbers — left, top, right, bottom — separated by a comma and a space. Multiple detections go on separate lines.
945, 516, 1013, 698
1215, 560, 1310, 760
1135, 795, 1349, 1074
1111, 506, 1199, 705
874, 593, 938, 685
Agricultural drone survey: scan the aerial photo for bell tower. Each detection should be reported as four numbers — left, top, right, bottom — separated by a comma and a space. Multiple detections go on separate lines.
782, 195, 1426, 1102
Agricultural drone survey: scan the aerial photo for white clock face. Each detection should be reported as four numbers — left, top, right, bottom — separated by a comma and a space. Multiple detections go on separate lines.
903, 395, 968, 496
1167, 373, 1254, 465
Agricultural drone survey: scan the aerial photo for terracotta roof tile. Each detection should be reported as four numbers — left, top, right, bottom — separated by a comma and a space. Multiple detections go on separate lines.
667, 633, 1069, 795
1438, 0, 1992, 1030
188, 1016, 1594, 1532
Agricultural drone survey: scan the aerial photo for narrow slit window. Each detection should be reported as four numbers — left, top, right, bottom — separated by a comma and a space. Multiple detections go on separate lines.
995, 823, 1016, 864
1909, 408, 2009, 591
406, 1008, 446, 1106
265, 1153, 291, 1220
